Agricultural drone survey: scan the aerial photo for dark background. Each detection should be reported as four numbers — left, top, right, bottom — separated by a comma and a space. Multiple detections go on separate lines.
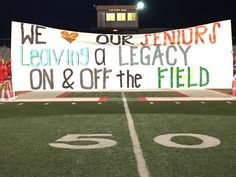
1, 0, 235, 38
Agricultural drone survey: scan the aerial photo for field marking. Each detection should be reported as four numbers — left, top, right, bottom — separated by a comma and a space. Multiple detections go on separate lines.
143, 97, 232, 102
14, 96, 109, 103
14, 97, 101, 102
49, 134, 117, 149
154, 133, 221, 149
122, 92, 150, 177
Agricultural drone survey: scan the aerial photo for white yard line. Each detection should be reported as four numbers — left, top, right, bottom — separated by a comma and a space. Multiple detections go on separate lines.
14, 97, 101, 102
145, 97, 232, 101
122, 92, 150, 177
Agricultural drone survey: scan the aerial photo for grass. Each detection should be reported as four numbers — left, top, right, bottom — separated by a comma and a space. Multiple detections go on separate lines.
0, 102, 124, 118
62, 91, 187, 99
0, 93, 236, 177
63, 92, 122, 98
0, 103, 138, 177
132, 113, 236, 177
129, 101, 236, 116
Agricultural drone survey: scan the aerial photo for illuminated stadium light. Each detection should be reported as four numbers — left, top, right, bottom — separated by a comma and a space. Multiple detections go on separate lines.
137, 1, 145, 10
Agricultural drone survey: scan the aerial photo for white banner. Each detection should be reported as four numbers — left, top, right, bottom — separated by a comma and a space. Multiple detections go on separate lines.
11, 20, 233, 91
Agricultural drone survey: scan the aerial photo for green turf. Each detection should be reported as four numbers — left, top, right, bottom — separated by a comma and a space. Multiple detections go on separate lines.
62, 91, 185, 98
0, 102, 124, 118
131, 113, 236, 177
124, 91, 187, 98
129, 101, 236, 116
63, 92, 121, 98
0, 104, 139, 177
1, 94, 236, 177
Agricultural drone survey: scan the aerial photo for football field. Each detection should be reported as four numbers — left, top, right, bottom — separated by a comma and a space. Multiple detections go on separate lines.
0, 92, 236, 177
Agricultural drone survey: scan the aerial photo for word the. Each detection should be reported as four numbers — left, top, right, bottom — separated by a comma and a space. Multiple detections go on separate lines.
116, 70, 142, 88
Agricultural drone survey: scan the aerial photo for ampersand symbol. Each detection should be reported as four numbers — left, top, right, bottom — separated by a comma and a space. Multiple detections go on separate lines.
63, 68, 74, 89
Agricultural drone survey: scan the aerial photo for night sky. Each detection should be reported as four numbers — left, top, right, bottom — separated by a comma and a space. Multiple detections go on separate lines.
1, 0, 235, 38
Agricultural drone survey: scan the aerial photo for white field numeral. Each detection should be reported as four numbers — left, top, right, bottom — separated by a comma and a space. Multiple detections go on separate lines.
49, 134, 117, 149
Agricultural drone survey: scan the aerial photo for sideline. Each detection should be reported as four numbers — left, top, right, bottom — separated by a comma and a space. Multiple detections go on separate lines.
122, 92, 150, 177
